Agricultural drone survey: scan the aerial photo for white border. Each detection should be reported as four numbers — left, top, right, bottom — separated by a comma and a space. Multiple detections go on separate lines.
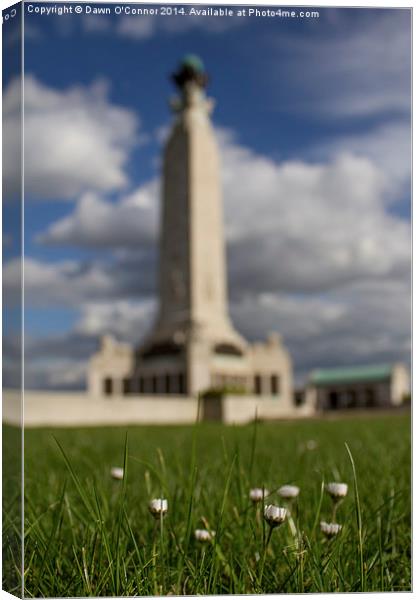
0, 1, 414, 599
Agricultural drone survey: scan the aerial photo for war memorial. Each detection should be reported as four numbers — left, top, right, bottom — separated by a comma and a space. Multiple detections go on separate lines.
88, 56, 294, 405
3, 56, 409, 427
86, 56, 408, 418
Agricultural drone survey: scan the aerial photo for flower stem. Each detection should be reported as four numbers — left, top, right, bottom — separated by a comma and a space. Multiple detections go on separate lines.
152, 522, 158, 595
332, 499, 341, 522
159, 513, 166, 593
258, 525, 274, 589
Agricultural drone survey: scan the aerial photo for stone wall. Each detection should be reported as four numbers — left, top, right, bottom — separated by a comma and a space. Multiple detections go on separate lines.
3, 390, 200, 428
222, 395, 314, 424
3, 390, 312, 428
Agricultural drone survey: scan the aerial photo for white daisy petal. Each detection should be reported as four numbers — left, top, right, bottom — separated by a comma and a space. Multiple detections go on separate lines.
249, 487, 269, 502
325, 482, 348, 499
149, 498, 168, 518
278, 485, 300, 499
264, 504, 288, 527
320, 521, 342, 538
110, 467, 124, 480
194, 529, 215, 542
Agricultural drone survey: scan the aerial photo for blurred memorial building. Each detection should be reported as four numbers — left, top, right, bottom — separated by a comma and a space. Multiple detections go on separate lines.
87, 56, 409, 418
88, 56, 294, 408
3, 57, 409, 428
304, 364, 409, 410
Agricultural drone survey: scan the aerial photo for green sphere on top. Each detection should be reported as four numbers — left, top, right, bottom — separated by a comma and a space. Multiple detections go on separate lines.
172, 54, 208, 90
181, 54, 205, 74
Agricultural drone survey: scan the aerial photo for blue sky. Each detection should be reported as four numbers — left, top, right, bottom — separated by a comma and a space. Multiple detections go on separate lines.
3, 4, 411, 388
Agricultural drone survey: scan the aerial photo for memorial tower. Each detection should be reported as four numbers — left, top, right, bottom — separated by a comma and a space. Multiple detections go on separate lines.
89, 56, 293, 405
136, 55, 247, 394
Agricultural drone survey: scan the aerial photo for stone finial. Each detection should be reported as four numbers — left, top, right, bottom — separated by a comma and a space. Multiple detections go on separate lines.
101, 334, 116, 352
172, 54, 208, 90
170, 55, 213, 115
267, 332, 282, 346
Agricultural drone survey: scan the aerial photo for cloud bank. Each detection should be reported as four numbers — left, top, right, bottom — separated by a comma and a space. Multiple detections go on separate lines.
3, 76, 139, 200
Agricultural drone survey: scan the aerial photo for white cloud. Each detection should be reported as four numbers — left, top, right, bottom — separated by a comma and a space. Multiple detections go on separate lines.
3, 76, 139, 200
4, 257, 115, 308
2, 78, 21, 201
22, 353, 90, 390
75, 300, 156, 343
312, 120, 411, 203
39, 182, 159, 248
39, 125, 410, 296
4, 250, 157, 310
5, 264, 157, 388
20, 299, 156, 389
231, 278, 411, 382
218, 129, 410, 294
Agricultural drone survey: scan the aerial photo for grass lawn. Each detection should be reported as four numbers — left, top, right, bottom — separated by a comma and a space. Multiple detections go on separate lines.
4, 413, 411, 596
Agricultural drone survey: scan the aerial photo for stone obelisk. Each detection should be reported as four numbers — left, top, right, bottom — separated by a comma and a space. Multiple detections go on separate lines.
90, 56, 294, 404
139, 56, 246, 394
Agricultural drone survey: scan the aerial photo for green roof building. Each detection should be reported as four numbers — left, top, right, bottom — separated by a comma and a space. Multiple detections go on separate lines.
306, 363, 409, 411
